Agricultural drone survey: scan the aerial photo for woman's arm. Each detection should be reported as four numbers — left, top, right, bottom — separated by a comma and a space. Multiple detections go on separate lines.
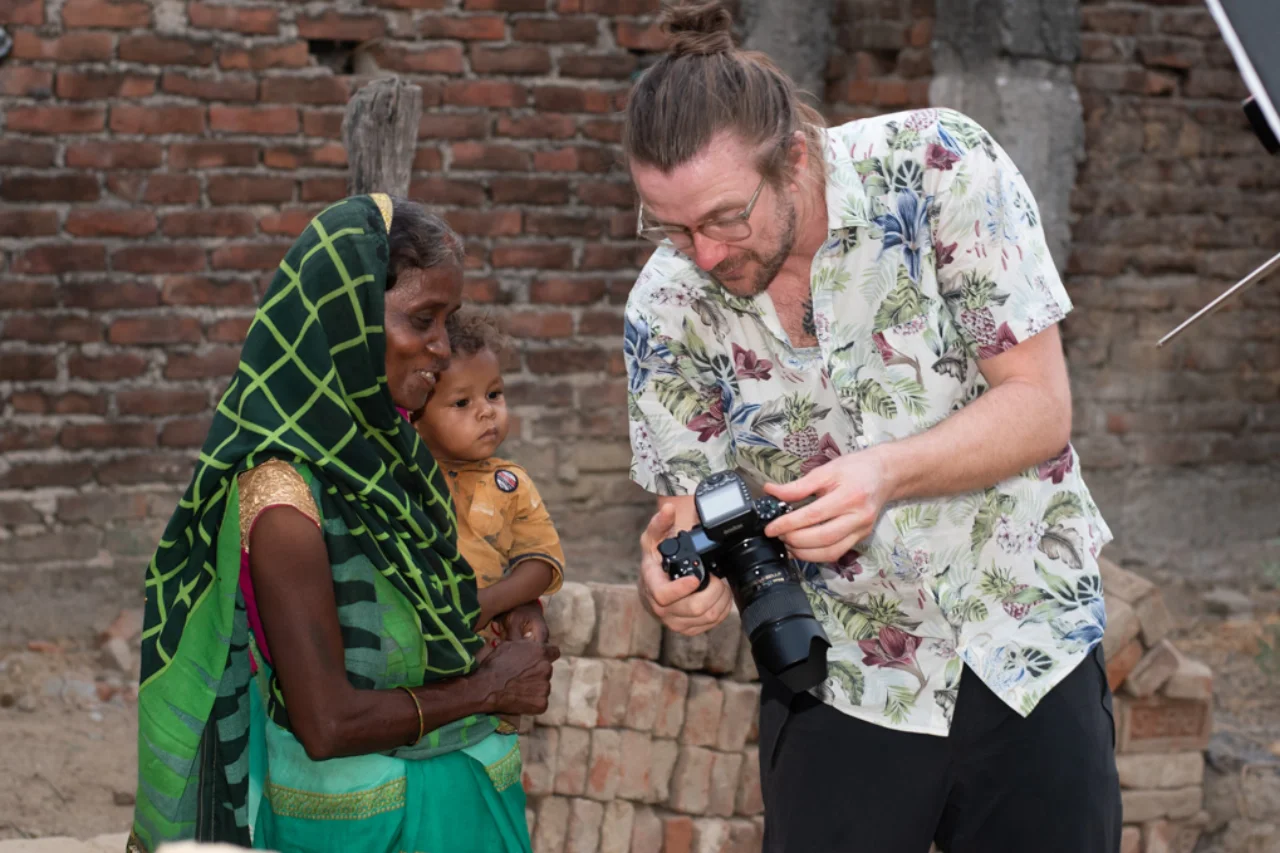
249, 506, 558, 761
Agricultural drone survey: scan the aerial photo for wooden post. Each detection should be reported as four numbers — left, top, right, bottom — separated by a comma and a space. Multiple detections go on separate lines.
342, 76, 423, 198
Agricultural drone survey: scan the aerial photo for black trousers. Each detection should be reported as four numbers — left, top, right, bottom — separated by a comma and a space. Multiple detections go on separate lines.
758, 645, 1122, 853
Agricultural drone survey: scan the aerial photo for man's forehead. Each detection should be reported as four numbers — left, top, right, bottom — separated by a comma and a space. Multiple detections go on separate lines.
633, 132, 761, 220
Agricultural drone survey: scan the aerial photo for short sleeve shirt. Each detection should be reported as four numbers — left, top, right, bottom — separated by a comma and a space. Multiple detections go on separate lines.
440, 457, 565, 595
625, 109, 1113, 735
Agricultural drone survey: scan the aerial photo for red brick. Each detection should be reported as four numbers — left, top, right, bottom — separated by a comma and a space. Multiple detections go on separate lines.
504, 310, 574, 339
162, 211, 257, 239
576, 180, 633, 208
534, 85, 615, 113
0, 424, 56, 454
419, 13, 504, 40
490, 177, 570, 205
736, 748, 763, 816
554, 726, 591, 794
263, 143, 347, 169
367, 43, 465, 74
469, 44, 551, 75
450, 142, 531, 171
14, 243, 106, 275
5, 105, 105, 134
443, 80, 526, 108
581, 244, 649, 271
261, 75, 351, 105
66, 142, 163, 169
300, 178, 346, 203
96, 453, 195, 486
1107, 638, 1144, 692
107, 173, 147, 203
160, 71, 257, 102
1, 0, 44, 24
412, 147, 444, 171
495, 113, 576, 139
108, 316, 203, 345
463, 0, 543, 9
210, 243, 289, 271
3, 313, 102, 344
0, 210, 59, 237
530, 277, 604, 305
615, 20, 666, 51
162, 276, 256, 306
144, 175, 200, 205
367, 0, 445, 7
1116, 695, 1212, 754
527, 212, 607, 238
164, 347, 240, 380
0, 281, 57, 310
61, 0, 150, 28
1, 174, 98, 203
168, 142, 259, 169
61, 422, 157, 450
259, 207, 321, 237
110, 105, 205, 135
0, 66, 53, 97
62, 281, 159, 310
560, 53, 637, 79
0, 461, 94, 489
209, 105, 298, 135
415, 113, 488, 142
159, 417, 211, 448
301, 110, 345, 139
0, 140, 56, 167
207, 316, 252, 343
513, 17, 598, 42
65, 209, 158, 238
219, 41, 311, 71
208, 176, 295, 205
441, 209, 518, 238
112, 246, 206, 275
580, 310, 622, 336
12, 392, 106, 416
491, 243, 573, 269
120, 35, 216, 66
68, 352, 147, 381
188, 2, 278, 34
10, 30, 114, 62
297, 10, 386, 40
0, 352, 57, 382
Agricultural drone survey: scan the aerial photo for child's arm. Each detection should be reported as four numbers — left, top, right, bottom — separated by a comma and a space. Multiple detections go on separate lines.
476, 560, 555, 633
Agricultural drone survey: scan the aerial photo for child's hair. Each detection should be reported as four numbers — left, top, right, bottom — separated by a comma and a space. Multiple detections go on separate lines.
446, 308, 511, 358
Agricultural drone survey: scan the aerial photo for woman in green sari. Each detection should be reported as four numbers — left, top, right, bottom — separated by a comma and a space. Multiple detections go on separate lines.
128, 195, 559, 853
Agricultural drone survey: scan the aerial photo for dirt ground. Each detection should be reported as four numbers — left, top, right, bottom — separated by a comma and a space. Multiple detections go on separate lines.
1, 587, 1278, 844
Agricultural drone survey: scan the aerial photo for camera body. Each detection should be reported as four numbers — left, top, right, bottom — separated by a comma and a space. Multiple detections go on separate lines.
658, 471, 830, 693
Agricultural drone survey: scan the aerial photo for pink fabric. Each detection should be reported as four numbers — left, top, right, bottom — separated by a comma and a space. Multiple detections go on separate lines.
239, 553, 272, 672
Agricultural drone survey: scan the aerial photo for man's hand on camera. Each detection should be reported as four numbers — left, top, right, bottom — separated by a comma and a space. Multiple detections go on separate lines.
762, 448, 894, 564
638, 503, 734, 636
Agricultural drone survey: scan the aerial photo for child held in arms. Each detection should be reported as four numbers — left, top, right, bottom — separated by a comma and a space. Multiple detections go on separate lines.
413, 309, 564, 639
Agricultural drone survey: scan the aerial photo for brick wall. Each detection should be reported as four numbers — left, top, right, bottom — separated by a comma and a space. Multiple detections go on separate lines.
0, 0, 1278, 641
1065, 1, 1280, 582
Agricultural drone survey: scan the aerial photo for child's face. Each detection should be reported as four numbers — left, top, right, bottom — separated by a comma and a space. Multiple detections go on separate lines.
416, 348, 509, 463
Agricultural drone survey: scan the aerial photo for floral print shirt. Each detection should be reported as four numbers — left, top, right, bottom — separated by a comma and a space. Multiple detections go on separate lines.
624, 109, 1114, 735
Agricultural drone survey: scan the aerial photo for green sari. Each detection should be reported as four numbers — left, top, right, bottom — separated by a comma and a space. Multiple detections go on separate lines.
129, 194, 530, 852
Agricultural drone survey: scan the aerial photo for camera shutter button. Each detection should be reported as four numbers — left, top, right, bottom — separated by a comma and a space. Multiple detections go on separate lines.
658, 539, 681, 558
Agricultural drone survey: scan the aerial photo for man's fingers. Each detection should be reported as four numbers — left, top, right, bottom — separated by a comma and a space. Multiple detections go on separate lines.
789, 530, 863, 564
640, 503, 677, 547
776, 512, 862, 551
763, 469, 826, 504
649, 571, 703, 609
764, 490, 846, 538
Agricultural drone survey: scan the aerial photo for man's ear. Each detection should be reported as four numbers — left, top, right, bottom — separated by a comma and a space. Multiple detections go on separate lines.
788, 129, 809, 189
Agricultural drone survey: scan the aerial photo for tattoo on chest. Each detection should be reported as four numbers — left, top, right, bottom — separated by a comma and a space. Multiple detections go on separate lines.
802, 300, 816, 337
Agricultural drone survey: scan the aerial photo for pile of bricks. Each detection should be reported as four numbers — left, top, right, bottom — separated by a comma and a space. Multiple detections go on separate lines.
1100, 558, 1214, 853
526, 582, 764, 853
527, 563, 1213, 853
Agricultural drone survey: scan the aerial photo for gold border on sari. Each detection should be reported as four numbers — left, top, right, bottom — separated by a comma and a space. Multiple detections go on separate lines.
264, 775, 407, 822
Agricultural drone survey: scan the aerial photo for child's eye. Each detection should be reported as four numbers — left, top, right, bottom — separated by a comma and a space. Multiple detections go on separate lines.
488, 391, 503, 401
452, 399, 468, 408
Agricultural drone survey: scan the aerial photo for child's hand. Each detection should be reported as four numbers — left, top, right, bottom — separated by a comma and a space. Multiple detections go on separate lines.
475, 587, 497, 632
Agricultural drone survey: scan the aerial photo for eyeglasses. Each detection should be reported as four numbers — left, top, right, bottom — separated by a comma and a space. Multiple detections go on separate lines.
635, 174, 768, 251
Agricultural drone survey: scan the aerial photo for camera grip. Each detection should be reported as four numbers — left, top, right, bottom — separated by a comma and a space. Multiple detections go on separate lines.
658, 530, 710, 591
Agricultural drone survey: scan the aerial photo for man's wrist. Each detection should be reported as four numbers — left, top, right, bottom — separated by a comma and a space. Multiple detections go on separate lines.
873, 439, 915, 505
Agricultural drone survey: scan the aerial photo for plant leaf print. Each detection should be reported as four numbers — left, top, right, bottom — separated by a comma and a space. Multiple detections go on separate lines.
970, 491, 1018, 553
666, 451, 713, 484
854, 158, 890, 197
737, 445, 802, 485
873, 268, 927, 332
829, 662, 865, 707
884, 684, 918, 724
624, 314, 674, 395
873, 192, 932, 283
894, 159, 925, 196
1042, 492, 1083, 527
652, 375, 705, 426
1039, 524, 1085, 571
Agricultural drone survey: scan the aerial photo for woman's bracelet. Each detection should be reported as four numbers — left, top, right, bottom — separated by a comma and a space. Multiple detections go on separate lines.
398, 685, 424, 746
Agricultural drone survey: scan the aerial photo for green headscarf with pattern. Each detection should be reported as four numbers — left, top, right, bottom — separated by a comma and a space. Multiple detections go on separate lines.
130, 195, 495, 850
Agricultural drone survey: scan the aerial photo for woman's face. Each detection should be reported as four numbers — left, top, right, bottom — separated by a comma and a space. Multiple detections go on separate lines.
383, 262, 464, 412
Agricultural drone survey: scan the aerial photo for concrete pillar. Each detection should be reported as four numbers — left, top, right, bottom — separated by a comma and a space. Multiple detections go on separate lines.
737, 0, 835, 105
930, 0, 1084, 274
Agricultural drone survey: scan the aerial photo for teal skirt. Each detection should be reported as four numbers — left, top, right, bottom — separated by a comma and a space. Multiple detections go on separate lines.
247, 670, 530, 853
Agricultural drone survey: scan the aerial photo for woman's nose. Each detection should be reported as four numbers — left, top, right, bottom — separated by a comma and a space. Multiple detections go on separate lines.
690, 233, 728, 271
427, 328, 450, 360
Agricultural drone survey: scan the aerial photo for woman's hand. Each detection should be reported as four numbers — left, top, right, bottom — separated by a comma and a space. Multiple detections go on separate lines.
762, 448, 895, 564
638, 503, 734, 636
477, 639, 560, 717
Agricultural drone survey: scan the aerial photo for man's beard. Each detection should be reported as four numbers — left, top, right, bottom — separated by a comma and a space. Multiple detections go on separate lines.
711, 197, 797, 298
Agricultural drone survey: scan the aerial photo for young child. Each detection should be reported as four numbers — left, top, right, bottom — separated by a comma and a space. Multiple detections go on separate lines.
413, 309, 564, 636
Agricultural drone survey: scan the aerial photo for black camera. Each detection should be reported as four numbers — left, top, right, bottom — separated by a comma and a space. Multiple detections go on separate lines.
658, 471, 830, 693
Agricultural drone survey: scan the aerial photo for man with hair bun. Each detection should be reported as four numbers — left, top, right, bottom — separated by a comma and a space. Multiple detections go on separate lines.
623, 2, 1121, 850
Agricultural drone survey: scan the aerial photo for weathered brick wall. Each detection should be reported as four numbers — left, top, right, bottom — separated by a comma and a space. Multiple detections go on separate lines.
1, 0, 1278, 642
1065, 1, 1280, 584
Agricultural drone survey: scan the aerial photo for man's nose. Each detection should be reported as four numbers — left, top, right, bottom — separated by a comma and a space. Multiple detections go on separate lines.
690, 233, 728, 271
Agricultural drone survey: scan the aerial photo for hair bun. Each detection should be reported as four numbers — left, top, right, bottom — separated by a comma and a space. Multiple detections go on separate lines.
660, 0, 736, 57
